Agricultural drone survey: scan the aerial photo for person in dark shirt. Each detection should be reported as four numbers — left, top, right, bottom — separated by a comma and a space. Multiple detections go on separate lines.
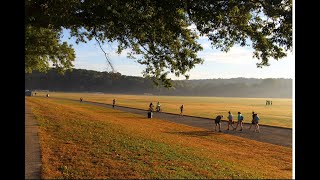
214, 115, 223, 132
180, 105, 184, 116
112, 99, 116, 108
249, 111, 256, 130
149, 102, 154, 112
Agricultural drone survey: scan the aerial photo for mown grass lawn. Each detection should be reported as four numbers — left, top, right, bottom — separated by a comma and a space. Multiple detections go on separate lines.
26, 97, 292, 179
36, 92, 292, 128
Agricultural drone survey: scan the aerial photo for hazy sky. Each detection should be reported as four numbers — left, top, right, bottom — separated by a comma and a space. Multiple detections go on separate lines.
60, 29, 294, 80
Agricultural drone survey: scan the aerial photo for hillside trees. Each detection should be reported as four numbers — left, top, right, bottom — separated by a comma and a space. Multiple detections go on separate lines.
25, 68, 292, 98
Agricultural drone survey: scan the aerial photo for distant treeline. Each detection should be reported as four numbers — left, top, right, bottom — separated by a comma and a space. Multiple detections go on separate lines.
25, 69, 292, 98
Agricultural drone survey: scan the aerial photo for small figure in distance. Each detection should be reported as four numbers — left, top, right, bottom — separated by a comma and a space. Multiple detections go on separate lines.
254, 113, 261, 133
215, 115, 223, 132
34, 92, 37, 96
180, 104, 184, 116
112, 99, 116, 108
80, 97, 83, 102
227, 111, 235, 130
248, 111, 255, 130
46, 94, 50, 97
234, 112, 244, 131
156, 101, 161, 112
149, 102, 154, 112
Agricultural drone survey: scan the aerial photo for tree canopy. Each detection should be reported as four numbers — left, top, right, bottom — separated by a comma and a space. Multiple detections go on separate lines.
25, 0, 292, 87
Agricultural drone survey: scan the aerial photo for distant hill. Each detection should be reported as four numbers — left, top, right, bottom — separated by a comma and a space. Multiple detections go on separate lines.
25, 68, 292, 98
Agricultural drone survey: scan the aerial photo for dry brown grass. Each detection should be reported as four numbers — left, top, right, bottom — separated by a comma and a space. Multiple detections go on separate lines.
35, 92, 292, 128
26, 97, 292, 179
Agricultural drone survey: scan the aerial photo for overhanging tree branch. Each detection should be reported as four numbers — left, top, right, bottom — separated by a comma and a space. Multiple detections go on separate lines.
94, 35, 115, 72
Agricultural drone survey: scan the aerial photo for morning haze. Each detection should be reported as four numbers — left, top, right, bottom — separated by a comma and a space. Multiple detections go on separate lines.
25, 68, 292, 98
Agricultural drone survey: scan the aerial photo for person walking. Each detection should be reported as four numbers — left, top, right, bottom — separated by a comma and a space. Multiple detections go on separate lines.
112, 99, 116, 108
214, 115, 223, 132
180, 104, 184, 116
149, 102, 154, 112
156, 101, 161, 112
248, 111, 255, 130
254, 113, 261, 132
226, 111, 235, 130
80, 97, 83, 102
234, 112, 244, 131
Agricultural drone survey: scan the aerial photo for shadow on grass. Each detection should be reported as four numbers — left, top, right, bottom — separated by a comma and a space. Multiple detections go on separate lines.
164, 130, 224, 137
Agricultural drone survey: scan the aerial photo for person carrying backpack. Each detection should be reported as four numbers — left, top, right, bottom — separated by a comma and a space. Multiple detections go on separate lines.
254, 113, 261, 133
234, 112, 244, 131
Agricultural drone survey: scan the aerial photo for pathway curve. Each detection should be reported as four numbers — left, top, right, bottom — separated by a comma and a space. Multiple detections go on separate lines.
76, 99, 292, 147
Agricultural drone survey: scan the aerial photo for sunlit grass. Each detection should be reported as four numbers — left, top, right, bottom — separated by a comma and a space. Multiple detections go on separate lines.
35, 92, 292, 128
26, 97, 292, 179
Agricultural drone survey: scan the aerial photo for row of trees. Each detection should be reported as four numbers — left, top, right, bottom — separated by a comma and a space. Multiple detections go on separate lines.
25, 68, 292, 98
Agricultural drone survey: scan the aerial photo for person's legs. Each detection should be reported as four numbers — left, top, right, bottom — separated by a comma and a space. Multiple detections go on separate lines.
218, 123, 221, 132
255, 123, 260, 132
231, 121, 235, 129
228, 121, 234, 130
254, 122, 258, 132
240, 121, 243, 131
248, 121, 253, 130
235, 122, 239, 130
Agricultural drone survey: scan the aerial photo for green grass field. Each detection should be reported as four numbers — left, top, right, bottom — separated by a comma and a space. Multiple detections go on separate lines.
26, 97, 292, 179
34, 92, 292, 128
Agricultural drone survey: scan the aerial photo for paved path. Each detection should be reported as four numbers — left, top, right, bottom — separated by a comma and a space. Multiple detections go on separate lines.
25, 101, 41, 179
74, 99, 291, 147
